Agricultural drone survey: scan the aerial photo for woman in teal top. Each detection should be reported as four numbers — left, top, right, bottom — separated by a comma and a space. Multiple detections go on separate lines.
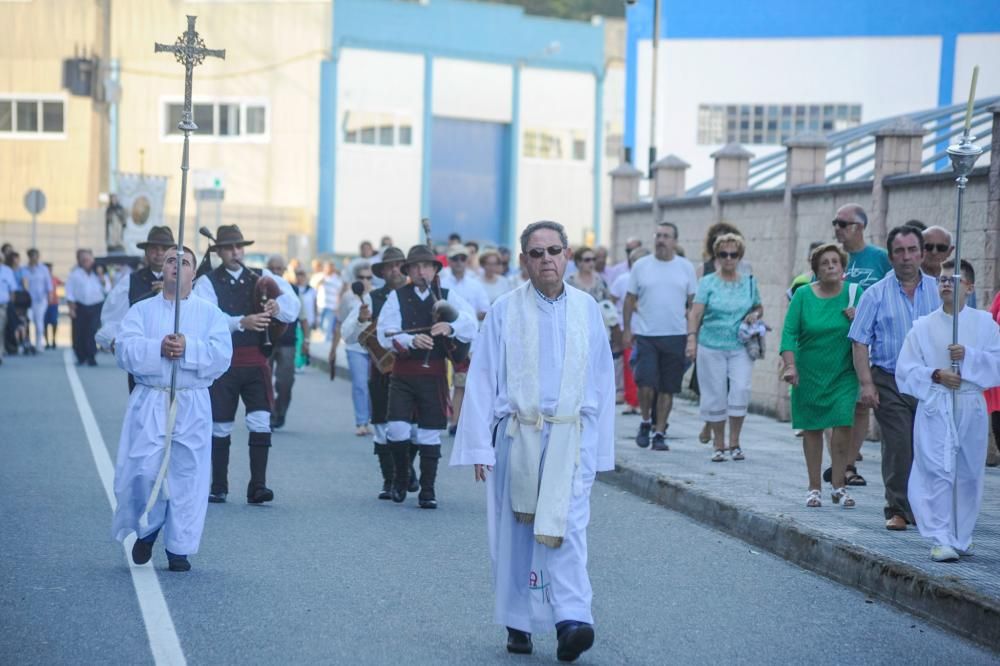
687, 234, 762, 462
780, 243, 862, 510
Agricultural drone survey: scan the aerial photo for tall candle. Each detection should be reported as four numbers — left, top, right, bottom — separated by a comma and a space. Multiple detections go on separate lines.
964, 66, 979, 135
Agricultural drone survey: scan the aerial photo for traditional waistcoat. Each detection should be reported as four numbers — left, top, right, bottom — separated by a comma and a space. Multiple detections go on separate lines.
397, 283, 450, 362
207, 265, 261, 349
128, 267, 160, 306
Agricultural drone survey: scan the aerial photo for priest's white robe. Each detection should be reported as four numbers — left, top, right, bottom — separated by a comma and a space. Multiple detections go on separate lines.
111, 294, 232, 554
896, 307, 1000, 551
450, 284, 615, 633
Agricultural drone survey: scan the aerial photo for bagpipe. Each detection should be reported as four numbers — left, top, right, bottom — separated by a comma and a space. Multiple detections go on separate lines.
197, 226, 287, 356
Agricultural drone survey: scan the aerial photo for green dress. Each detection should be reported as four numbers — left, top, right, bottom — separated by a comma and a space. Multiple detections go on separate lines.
779, 284, 860, 430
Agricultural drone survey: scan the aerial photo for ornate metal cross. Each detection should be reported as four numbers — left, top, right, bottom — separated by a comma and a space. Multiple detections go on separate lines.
154, 15, 226, 132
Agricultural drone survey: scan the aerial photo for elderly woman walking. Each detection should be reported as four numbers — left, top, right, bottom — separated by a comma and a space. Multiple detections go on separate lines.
780, 244, 862, 508
567, 246, 611, 302
686, 233, 762, 462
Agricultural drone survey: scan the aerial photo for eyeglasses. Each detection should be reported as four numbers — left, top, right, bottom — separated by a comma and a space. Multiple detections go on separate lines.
936, 275, 969, 286
924, 243, 950, 253
717, 251, 740, 259
449, 255, 467, 262
358, 275, 373, 281
831, 219, 858, 229
527, 245, 564, 259
579, 257, 595, 263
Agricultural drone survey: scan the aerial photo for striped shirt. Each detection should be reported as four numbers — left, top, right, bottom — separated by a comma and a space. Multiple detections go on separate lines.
848, 271, 940, 373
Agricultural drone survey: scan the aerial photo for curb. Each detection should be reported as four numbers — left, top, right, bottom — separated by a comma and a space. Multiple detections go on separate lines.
598, 461, 1000, 653
308, 351, 351, 380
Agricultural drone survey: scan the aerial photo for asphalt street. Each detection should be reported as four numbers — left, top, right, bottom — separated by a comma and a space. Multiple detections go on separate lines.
1, 347, 997, 665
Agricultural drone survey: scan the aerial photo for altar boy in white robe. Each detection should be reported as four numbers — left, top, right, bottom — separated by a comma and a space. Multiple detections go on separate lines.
896, 259, 1000, 563
112, 246, 232, 572
451, 221, 615, 663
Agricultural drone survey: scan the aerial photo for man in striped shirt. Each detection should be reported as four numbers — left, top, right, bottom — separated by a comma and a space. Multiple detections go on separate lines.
849, 225, 941, 531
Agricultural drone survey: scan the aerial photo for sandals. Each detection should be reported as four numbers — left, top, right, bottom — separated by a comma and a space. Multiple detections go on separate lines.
845, 465, 867, 487
698, 424, 711, 444
806, 490, 822, 508
729, 447, 745, 461
832, 487, 856, 508
711, 450, 727, 463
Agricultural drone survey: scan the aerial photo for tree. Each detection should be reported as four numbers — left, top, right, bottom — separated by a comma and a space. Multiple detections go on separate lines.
482, 0, 625, 20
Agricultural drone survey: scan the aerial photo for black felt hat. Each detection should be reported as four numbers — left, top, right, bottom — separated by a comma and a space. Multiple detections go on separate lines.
371, 246, 406, 278
210, 224, 255, 250
136, 225, 176, 249
401, 245, 442, 275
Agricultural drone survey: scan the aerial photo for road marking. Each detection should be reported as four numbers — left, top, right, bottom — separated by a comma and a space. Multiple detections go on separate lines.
64, 351, 187, 666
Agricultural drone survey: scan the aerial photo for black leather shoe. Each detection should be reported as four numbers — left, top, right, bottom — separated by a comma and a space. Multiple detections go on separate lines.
167, 555, 191, 572
506, 627, 533, 655
131, 538, 154, 565
418, 497, 437, 509
208, 492, 227, 503
247, 486, 274, 504
636, 422, 651, 448
378, 482, 392, 500
651, 433, 670, 451
391, 487, 406, 503
556, 622, 594, 663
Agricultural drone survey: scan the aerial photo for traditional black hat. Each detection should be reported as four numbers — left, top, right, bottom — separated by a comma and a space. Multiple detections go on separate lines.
136, 225, 176, 249
210, 224, 255, 250
371, 246, 406, 278
401, 245, 442, 275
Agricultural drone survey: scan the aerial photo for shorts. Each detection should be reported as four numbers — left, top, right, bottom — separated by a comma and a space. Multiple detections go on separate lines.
387, 373, 449, 430
44, 304, 59, 326
210, 364, 274, 422
633, 334, 687, 394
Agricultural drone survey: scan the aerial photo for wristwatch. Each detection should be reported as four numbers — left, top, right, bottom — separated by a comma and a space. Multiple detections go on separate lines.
931, 369, 942, 384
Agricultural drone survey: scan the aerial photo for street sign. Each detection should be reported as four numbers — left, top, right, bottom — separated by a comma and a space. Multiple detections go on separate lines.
24, 189, 46, 215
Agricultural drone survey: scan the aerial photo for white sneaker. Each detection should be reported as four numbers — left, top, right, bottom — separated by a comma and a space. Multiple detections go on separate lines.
930, 545, 960, 562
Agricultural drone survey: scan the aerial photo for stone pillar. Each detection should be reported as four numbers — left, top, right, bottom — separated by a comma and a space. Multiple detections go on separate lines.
710, 143, 754, 220
777, 132, 829, 421
652, 154, 690, 199
870, 117, 925, 244
609, 162, 643, 206
987, 103, 1000, 298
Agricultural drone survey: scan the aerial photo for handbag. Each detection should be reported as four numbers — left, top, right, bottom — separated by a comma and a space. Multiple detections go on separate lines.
741, 276, 767, 361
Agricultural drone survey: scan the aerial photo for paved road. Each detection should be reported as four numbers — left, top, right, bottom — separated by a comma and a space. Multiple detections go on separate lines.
1, 348, 997, 664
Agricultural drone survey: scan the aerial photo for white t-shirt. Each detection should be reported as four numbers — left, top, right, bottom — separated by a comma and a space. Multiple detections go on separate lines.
626, 254, 697, 336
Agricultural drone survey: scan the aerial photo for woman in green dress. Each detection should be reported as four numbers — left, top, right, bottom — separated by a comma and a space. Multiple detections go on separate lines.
780, 244, 862, 509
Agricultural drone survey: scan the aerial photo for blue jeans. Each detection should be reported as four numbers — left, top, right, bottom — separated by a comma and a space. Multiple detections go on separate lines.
320, 308, 337, 342
346, 349, 371, 426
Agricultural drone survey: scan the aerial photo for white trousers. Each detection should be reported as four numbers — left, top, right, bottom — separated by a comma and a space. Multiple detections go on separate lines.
909, 391, 988, 551
487, 416, 594, 633
30, 300, 47, 348
696, 345, 753, 422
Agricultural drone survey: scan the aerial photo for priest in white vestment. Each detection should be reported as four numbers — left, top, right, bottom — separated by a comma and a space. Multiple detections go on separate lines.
896, 260, 1000, 562
451, 221, 615, 663
112, 246, 232, 572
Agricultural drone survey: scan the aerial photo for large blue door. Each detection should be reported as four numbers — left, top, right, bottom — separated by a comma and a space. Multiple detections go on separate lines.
429, 117, 509, 246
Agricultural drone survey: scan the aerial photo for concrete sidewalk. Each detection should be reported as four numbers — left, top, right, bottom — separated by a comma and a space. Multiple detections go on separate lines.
310, 336, 1000, 651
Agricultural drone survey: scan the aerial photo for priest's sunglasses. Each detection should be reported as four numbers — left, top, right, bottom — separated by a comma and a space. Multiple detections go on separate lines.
526, 245, 565, 259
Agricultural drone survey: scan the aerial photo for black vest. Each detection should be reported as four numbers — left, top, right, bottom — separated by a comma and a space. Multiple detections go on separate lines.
370, 285, 391, 319
278, 284, 300, 346
128, 267, 160, 306
207, 265, 261, 348
397, 284, 450, 361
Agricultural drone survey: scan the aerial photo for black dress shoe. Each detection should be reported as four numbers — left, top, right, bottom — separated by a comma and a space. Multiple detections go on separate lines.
247, 486, 274, 504
87, 358, 97, 366
208, 492, 227, 503
556, 622, 594, 663
378, 482, 392, 500
131, 538, 154, 565
506, 627, 533, 655
167, 555, 191, 572
418, 497, 437, 509
391, 487, 406, 503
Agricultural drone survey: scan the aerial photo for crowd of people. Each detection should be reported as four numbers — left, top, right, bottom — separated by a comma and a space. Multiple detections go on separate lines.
1, 243, 62, 362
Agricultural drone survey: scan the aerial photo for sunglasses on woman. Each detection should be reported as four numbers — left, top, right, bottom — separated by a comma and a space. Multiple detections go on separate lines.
716, 251, 740, 259
526, 245, 564, 259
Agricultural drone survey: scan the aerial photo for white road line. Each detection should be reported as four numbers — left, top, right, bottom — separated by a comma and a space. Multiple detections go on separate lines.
64, 351, 187, 666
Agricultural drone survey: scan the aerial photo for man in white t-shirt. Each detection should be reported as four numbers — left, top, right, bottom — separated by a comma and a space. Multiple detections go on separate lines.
622, 222, 697, 451
316, 261, 343, 342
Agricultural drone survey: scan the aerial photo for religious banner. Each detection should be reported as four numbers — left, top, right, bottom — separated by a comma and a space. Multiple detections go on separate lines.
113, 171, 169, 255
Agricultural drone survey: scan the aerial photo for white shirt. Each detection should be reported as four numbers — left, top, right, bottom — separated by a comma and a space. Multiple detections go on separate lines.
65, 266, 106, 306
192, 266, 300, 333
440, 271, 490, 318
481, 275, 514, 304
0, 264, 16, 304
341, 293, 372, 354
626, 254, 698, 336
609, 271, 630, 328
22, 263, 51, 301
297, 284, 317, 328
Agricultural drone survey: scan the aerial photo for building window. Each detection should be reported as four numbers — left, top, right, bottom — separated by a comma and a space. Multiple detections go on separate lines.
523, 127, 587, 162
697, 103, 862, 145
342, 111, 413, 148
0, 97, 66, 137
162, 99, 268, 140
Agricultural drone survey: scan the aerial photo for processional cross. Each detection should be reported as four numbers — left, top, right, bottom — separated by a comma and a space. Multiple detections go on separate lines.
137, 17, 225, 529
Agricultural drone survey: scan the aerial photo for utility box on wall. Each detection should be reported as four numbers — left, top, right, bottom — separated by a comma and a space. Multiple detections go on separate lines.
62, 58, 97, 97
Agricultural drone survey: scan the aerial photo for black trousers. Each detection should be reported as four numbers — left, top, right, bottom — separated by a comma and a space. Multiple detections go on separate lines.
72, 302, 102, 364
872, 366, 918, 521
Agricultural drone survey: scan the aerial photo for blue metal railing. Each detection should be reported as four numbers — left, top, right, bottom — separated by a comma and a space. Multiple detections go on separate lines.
687, 96, 999, 196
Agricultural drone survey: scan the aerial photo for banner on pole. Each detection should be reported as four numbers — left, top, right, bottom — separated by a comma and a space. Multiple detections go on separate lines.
113, 172, 169, 255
